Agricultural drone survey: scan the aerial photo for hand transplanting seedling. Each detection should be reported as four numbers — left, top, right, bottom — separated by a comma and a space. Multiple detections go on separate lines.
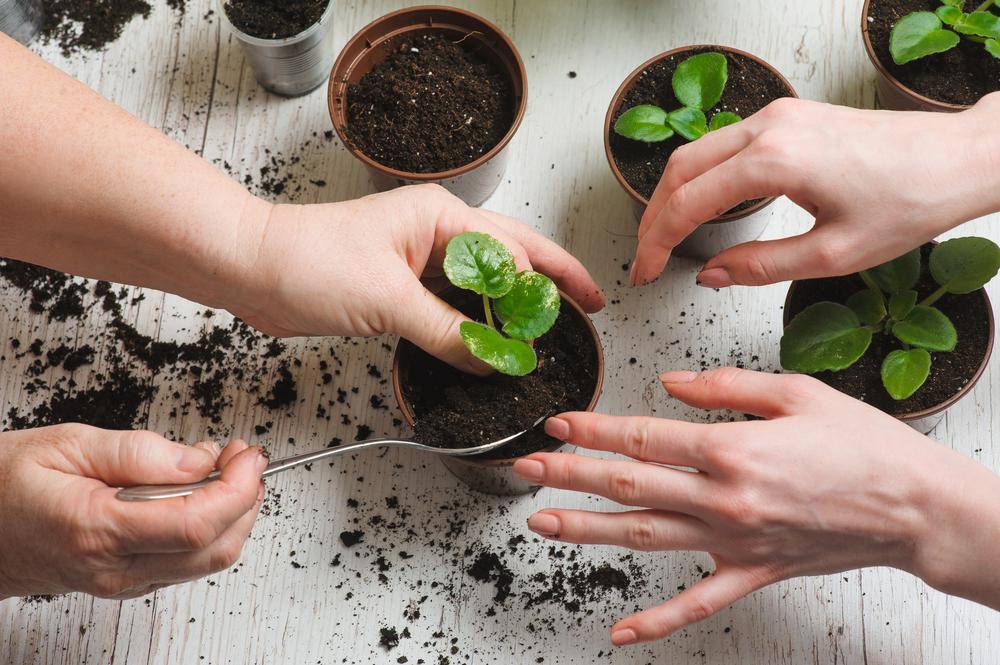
613, 52, 742, 144
781, 237, 1000, 400
890, 0, 1000, 64
443, 232, 561, 376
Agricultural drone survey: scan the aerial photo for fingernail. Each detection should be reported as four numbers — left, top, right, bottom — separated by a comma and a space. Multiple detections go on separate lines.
527, 512, 560, 537
254, 449, 270, 474
660, 370, 698, 384
611, 628, 638, 646
176, 447, 211, 473
696, 267, 733, 288
512, 459, 544, 483
544, 416, 570, 440
194, 441, 222, 458
628, 261, 638, 286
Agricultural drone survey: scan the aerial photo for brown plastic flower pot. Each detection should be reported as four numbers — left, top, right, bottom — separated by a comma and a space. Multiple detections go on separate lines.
782, 275, 994, 434
604, 45, 797, 261
391, 291, 605, 496
861, 0, 970, 112
327, 6, 527, 207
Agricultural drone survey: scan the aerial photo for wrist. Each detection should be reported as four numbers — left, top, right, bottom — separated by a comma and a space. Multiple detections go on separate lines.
963, 93, 1000, 216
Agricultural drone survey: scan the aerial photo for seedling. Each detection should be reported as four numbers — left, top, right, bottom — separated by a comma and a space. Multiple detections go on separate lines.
443, 232, 561, 376
890, 0, 1000, 65
781, 237, 1000, 400
613, 52, 742, 144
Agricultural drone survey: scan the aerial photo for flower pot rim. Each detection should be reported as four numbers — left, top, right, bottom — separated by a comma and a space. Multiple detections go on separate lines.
327, 4, 528, 181
219, 0, 335, 46
603, 44, 798, 224
860, 0, 971, 113
781, 268, 995, 423
390, 289, 605, 467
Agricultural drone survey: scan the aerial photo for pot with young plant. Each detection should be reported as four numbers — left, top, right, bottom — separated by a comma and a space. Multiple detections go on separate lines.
862, 0, 1000, 111
391, 232, 604, 496
604, 46, 797, 261
781, 237, 998, 433
328, 6, 527, 207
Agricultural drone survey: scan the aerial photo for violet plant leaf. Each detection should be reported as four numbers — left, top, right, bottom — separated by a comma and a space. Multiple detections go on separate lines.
780, 302, 872, 373
881, 348, 932, 400
890, 11, 961, 64
443, 232, 516, 298
672, 52, 728, 110
494, 271, 561, 341
892, 305, 957, 351
929, 237, 1000, 294
459, 322, 537, 376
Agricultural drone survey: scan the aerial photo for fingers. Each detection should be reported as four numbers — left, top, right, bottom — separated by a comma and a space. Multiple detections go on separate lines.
659, 367, 817, 418
526, 508, 711, 552
62, 427, 217, 486
610, 565, 771, 645
476, 209, 606, 313
544, 412, 708, 468
513, 452, 707, 515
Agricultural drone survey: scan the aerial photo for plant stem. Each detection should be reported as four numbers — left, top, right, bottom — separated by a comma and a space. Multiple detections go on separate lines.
975, 0, 994, 12
858, 270, 886, 306
482, 294, 496, 329
920, 285, 949, 307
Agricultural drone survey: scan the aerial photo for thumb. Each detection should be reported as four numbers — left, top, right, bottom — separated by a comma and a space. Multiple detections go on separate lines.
64, 426, 217, 486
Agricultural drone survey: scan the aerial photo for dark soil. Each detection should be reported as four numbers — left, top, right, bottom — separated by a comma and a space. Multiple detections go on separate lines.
223, 0, 327, 39
346, 32, 516, 174
867, 0, 999, 106
397, 293, 599, 460
609, 47, 793, 207
41, 0, 151, 56
786, 245, 991, 415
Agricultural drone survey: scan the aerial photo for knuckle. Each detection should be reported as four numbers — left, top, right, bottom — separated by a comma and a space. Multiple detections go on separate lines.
608, 468, 641, 505
749, 131, 794, 166
781, 373, 824, 403
623, 423, 651, 460
703, 440, 749, 473
741, 252, 778, 285
89, 575, 128, 598
700, 367, 743, 392
627, 517, 660, 551
209, 541, 243, 573
181, 514, 218, 551
760, 97, 799, 120
686, 594, 717, 624
716, 488, 762, 528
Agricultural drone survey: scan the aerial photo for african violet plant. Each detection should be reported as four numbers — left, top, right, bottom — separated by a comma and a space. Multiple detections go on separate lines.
781, 237, 1000, 401
890, 0, 1000, 65
614, 52, 741, 144
443, 232, 560, 376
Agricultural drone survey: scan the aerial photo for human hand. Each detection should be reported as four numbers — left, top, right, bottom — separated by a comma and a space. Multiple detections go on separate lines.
0, 425, 266, 599
229, 185, 604, 374
630, 93, 1000, 288
512, 367, 1000, 645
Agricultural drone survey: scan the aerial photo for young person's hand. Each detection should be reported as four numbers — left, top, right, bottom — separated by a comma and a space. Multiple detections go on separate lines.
513, 368, 1000, 646
0, 425, 265, 600
630, 94, 1000, 288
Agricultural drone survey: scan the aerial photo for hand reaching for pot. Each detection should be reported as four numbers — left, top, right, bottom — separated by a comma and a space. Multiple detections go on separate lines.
0, 425, 265, 599
512, 367, 1000, 646
630, 93, 1000, 288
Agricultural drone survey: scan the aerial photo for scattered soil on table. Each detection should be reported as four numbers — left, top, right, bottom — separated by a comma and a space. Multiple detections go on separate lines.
398, 294, 599, 459
786, 245, 991, 416
609, 47, 793, 207
223, 0, 327, 40
39, 0, 186, 57
867, 0, 999, 107
346, 32, 516, 174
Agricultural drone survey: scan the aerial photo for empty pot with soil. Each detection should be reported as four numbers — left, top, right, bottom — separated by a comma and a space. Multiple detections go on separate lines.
221, 0, 336, 97
328, 6, 527, 207
781, 240, 998, 433
862, 0, 1000, 112
604, 45, 797, 261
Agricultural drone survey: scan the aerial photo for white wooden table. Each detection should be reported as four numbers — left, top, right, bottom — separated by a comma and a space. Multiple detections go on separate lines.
2, 1, 998, 663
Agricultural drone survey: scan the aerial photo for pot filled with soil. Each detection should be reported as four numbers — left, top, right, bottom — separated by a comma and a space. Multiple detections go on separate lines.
392, 233, 604, 496
220, 0, 336, 97
781, 239, 998, 434
0, 0, 42, 45
862, 0, 999, 112
604, 45, 798, 261
328, 6, 527, 207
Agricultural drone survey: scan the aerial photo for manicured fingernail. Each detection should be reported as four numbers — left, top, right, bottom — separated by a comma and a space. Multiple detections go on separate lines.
611, 628, 638, 646
176, 447, 211, 473
660, 370, 698, 384
255, 449, 270, 474
527, 512, 560, 537
544, 416, 570, 440
696, 267, 733, 288
513, 459, 544, 483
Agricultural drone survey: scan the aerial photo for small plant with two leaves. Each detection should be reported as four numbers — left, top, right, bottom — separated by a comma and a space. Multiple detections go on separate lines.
781, 237, 1000, 400
442, 232, 561, 376
890, 0, 1000, 65
613, 52, 742, 144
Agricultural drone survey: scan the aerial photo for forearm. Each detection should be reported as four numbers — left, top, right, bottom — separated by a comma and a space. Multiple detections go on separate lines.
968, 92, 1000, 219
0, 34, 268, 308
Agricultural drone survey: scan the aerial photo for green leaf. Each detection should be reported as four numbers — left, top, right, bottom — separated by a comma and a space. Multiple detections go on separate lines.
941, 0, 966, 8
846, 289, 886, 326
987, 38, 1000, 58
954, 11, 1000, 39
929, 236, 1000, 294
613, 105, 673, 143
709, 111, 742, 131
780, 302, 872, 373
890, 12, 961, 64
443, 232, 516, 298
494, 271, 561, 340
892, 305, 957, 351
667, 107, 708, 141
888, 289, 918, 321
881, 348, 932, 400
867, 249, 921, 293
935, 6, 964, 25
459, 322, 537, 376
672, 52, 728, 110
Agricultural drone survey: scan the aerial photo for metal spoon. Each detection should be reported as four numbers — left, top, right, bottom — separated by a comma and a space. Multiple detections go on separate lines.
115, 414, 550, 502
